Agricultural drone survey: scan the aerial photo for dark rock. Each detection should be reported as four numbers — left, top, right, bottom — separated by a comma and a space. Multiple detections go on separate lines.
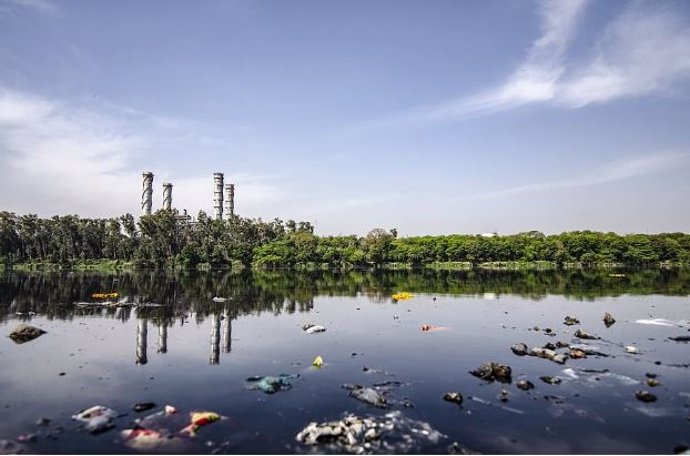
603, 313, 616, 328
498, 390, 509, 402
443, 392, 463, 405
9, 324, 46, 344
555, 341, 570, 348
635, 390, 657, 403
133, 402, 157, 412
645, 372, 657, 379
510, 343, 528, 356
669, 336, 690, 342
470, 362, 512, 383
540, 376, 562, 385
516, 380, 534, 391
544, 328, 553, 334
574, 329, 600, 340
543, 342, 557, 350
563, 316, 580, 326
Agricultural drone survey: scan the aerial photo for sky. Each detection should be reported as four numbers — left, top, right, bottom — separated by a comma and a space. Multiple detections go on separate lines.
0, 0, 689, 236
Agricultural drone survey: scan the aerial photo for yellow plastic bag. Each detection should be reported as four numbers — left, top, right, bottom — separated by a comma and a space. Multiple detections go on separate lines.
312, 356, 324, 368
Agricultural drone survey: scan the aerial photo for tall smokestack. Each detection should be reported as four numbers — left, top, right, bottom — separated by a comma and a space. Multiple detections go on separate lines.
213, 172, 224, 220
142, 172, 154, 216
224, 183, 234, 220
162, 183, 173, 210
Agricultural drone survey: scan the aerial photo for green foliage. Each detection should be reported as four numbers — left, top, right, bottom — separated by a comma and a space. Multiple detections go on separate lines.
0, 211, 689, 270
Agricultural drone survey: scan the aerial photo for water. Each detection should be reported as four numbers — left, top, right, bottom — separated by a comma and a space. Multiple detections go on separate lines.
1, 269, 689, 454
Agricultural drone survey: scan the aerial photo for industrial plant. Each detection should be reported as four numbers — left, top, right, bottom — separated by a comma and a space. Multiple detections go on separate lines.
141, 171, 235, 220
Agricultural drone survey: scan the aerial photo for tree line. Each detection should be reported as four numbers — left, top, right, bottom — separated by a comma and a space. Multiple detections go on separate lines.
1, 210, 689, 269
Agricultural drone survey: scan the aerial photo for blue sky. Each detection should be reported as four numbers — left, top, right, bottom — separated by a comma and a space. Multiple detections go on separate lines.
0, 0, 689, 235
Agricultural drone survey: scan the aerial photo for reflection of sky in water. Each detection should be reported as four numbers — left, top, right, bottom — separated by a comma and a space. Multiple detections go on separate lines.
0, 272, 689, 454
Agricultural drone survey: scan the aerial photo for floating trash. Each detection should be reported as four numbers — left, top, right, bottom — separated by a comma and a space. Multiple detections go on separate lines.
212, 297, 227, 303
91, 292, 119, 299
246, 374, 299, 394
564, 316, 580, 326
302, 323, 326, 334
313, 356, 324, 368
343, 385, 388, 408
391, 292, 414, 301
603, 312, 616, 328
72, 405, 118, 433
443, 392, 463, 405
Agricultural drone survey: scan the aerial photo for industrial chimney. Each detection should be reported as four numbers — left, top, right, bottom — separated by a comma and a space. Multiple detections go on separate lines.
224, 183, 234, 220
162, 182, 173, 210
213, 172, 224, 220
142, 172, 154, 216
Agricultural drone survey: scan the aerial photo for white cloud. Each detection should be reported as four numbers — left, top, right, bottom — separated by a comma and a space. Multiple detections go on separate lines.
1, 0, 58, 15
371, 0, 690, 127
464, 152, 690, 200
0, 87, 284, 218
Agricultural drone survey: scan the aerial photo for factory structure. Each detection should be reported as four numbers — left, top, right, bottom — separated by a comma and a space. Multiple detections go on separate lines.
141, 171, 235, 221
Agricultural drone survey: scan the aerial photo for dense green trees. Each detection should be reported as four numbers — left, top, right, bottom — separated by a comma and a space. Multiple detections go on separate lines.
0, 210, 689, 269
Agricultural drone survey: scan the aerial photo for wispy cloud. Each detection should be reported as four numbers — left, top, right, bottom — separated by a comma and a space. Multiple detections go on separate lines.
0, 88, 283, 217
464, 152, 690, 200
369, 0, 690, 127
0, 0, 59, 15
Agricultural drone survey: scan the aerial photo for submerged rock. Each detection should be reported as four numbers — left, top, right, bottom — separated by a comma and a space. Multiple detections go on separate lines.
470, 362, 512, 384
603, 313, 616, 328
574, 329, 600, 340
295, 411, 446, 454
515, 380, 535, 391
635, 391, 657, 403
348, 387, 388, 408
564, 316, 580, 326
540, 376, 562, 385
443, 392, 463, 405
9, 324, 46, 344
510, 343, 528, 356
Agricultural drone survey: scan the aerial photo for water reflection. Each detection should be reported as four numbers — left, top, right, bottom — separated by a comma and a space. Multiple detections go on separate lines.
157, 323, 167, 354
136, 318, 148, 365
209, 313, 221, 365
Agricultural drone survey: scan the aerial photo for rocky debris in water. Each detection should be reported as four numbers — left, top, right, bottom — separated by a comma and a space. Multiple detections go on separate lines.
603, 313, 616, 328
564, 316, 580, 326
342, 385, 388, 408
635, 391, 658, 403
646, 379, 661, 387
470, 362, 512, 384
529, 347, 568, 364
574, 329, 600, 340
72, 405, 118, 433
447, 441, 481, 455
543, 342, 557, 350
540, 376, 562, 385
295, 411, 446, 454
8, 324, 46, 344
669, 336, 690, 343
555, 341, 570, 348
246, 374, 299, 394
498, 390, 509, 402
443, 392, 463, 405
646, 372, 657, 379
569, 349, 587, 359
569, 344, 609, 357
133, 402, 157, 412
516, 380, 535, 391
0, 439, 25, 455
510, 343, 528, 356
302, 323, 326, 334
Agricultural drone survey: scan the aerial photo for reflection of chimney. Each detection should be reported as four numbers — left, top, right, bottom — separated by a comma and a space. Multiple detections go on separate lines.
222, 312, 232, 353
136, 319, 148, 365
162, 183, 173, 210
224, 184, 234, 220
210, 314, 221, 365
157, 323, 168, 354
142, 172, 154, 216
213, 172, 224, 221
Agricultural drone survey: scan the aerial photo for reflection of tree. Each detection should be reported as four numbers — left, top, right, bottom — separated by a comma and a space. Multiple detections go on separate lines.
1, 269, 689, 326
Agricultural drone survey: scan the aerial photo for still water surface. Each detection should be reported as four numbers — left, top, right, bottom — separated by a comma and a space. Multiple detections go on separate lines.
1, 269, 689, 454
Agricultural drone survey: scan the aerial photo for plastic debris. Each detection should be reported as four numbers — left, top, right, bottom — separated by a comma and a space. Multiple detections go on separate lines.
625, 345, 640, 354
443, 392, 463, 405
346, 386, 388, 408
121, 428, 173, 451
647, 378, 661, 387
133, 402, 157, 412
470, 362, 512, 383
510, 343, 528, 356
72, 405, 118, 433
180, 411, 222, 436
448, 441, 481, 455
564, 316, 580, 326
574, 329, 600, 340
246, 374, 298, 394
529, 347, 568, 364
603, 312, 616, 327
0, 439, 26, 455
421, 324, 446, 332
211, 297, 226, 303
540, 376, 562, 385
9, 324, 46, 344
498, 389, 509, 402
635, 318, 687, 327
302, 324, 326, 334
569, 348, 587, 359
569, 344, 609, 357
635, 390, 657, 403
295, 411, 446, 454
91, 292, 119, 299
516, 380, 535, 391
313, 356, 324, 368
391, 292, 414, 301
